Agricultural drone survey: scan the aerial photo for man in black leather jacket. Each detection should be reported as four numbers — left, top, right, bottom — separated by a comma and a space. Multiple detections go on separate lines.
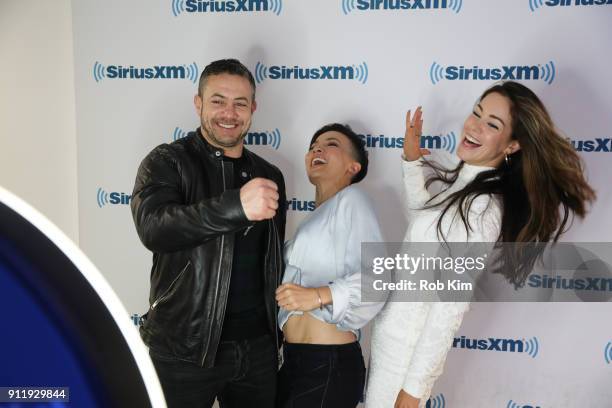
131, 59, 286, 408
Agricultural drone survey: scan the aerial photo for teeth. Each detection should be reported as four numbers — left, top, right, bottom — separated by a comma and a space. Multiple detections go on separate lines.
218, 123, 237, 129
465, 134, 481, 145
312, 158, 327, 165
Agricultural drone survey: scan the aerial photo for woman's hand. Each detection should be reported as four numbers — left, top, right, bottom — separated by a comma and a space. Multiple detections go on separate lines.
403, 106, 431, 161
394, 389, 420, 408
276, 283, 329, 312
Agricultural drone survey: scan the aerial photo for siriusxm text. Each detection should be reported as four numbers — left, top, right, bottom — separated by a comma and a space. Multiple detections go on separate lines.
570, 138, 612, 153
109, 193, 132, 205
445, 65, 541, 81
267, 65, 355, 80
106, 65, 188, 79
544, 0, 612, 6
286, 198, 315, 212
358, 134, 449, 149
185, 0, 269, 12
244, 132, 270, 145
453, 336, 524, 353
529, 274, 612, 291
355, 0, 449, 9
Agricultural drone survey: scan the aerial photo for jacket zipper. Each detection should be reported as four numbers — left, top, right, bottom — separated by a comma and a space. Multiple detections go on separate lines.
201, 159, 227, 366
269, 217, 282, 368
151, 260, 191, 309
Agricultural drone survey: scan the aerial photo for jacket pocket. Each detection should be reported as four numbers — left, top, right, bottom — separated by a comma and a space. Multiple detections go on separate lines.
151, 260, 191, 310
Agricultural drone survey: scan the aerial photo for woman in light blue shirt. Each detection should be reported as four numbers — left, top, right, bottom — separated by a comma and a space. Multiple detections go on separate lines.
275, 123, 386, 408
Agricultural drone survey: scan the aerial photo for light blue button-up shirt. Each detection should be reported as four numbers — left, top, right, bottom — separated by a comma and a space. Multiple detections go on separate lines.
278, 184, 387, 335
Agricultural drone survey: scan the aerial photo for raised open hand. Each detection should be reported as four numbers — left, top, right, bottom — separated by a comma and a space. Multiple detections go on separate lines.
403, 106, 431, 161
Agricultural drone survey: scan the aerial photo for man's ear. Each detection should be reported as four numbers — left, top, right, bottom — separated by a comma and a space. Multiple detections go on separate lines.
349, 162, 361, 177
194, 94, 202, 114
251, 99, 257, 114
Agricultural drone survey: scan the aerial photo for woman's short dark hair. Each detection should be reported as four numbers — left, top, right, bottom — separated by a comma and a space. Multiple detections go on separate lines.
310, 123, 368, 184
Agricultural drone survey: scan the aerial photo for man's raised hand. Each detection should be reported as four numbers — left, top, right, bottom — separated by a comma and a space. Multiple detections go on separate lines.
240, 178, 279, 221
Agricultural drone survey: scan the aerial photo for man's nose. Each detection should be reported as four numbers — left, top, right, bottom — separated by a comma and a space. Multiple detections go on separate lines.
220, 104, 238, 118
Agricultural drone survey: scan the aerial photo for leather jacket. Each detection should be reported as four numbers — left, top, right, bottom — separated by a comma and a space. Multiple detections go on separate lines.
131, 129, 286, 367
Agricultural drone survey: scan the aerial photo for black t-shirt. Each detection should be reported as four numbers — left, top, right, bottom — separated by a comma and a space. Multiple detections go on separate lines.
220, 154, 269, 341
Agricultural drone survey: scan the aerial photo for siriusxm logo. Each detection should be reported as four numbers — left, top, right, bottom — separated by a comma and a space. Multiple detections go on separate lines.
342, 0, 462, 14
130, 313, 143, 326
605, 341, 612, 364
255, 62, 369, 84
172, 127, 189, 141
97, 188, 132, 208
287, 198, 315, 212
359, 132, 457, 153
93, 61, 199, 83
243, 128, 282, 150
453, 336, 540, 358
425, 394, 446, 408
507, 401, 541, 408
172, 0, 282, 16
528, 274, 612, 291
569, 137, 612, 153
171, 127, 281, 149
429, 61, 556, 85
530, 0, 612, 12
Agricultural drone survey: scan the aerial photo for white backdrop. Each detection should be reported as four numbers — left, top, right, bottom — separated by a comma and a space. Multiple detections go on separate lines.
72, 1, 612, 406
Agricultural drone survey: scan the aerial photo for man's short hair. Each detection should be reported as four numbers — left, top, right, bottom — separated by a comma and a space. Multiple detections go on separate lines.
310, 123, 369, 184
197, 59, 256, 100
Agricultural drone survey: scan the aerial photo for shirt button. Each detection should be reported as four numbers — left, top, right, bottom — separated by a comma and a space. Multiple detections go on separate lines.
215, 151, 221, 157
241, 171, 248, 178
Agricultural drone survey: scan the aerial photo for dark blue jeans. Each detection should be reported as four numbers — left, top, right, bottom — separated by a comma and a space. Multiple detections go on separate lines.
150, 334, 277, 408
277, 342, 365, 408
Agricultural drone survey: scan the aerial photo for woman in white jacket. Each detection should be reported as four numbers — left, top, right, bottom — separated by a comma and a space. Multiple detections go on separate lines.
366, 81, 595, 408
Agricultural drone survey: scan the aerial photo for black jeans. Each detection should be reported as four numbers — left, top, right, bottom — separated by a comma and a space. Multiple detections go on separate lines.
277, 342, 365, 408
150, 334, 277, 408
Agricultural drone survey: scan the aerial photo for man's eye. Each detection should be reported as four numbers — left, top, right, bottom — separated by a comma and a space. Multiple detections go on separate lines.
212, 100, 222, 105
488, 123, 499, 130
472, 111, 481, 118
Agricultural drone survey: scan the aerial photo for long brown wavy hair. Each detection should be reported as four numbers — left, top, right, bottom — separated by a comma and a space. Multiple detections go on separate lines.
424, 81, 596, 286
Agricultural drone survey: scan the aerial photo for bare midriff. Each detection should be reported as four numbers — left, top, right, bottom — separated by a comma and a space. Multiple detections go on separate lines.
283, 313, 356, 344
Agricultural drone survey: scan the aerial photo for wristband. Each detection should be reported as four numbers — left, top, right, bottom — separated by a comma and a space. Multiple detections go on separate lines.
315, 288, 323, 310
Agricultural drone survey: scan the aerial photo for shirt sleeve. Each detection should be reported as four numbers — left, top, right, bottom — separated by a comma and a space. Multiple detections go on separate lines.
325, 187, 388, 331
402, 194, 502, 398
401, 157, 432, 220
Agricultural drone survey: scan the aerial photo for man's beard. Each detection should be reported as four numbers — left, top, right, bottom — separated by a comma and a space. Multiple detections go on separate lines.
201, 117, 250, 148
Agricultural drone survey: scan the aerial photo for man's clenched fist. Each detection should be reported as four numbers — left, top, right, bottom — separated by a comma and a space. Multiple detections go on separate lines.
239, 178, 279, 221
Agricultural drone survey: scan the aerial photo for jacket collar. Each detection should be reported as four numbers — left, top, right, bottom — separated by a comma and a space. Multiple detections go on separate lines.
457, 162, 495, 185
193, 127, 255, 164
